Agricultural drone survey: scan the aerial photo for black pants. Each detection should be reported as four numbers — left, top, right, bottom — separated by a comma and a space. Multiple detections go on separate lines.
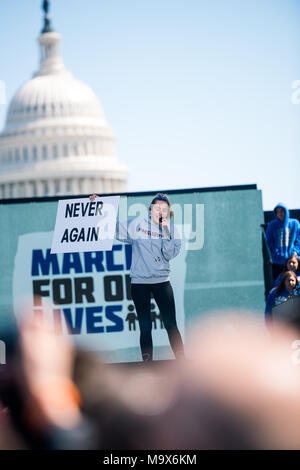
131, 281, 184, 362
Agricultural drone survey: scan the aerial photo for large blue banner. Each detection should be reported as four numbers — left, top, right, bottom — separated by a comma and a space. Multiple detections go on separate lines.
0, 186, 265, 362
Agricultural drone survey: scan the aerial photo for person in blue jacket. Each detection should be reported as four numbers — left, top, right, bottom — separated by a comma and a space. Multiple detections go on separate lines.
266, 203, 300, 281
273, 254, 300, 288
265, 270, 299, 325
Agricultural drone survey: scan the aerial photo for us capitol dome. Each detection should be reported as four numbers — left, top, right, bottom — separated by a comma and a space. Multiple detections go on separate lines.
0, 1, 128, 199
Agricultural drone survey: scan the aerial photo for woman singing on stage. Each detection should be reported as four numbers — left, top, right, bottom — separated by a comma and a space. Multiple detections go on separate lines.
90, 193, 184, 363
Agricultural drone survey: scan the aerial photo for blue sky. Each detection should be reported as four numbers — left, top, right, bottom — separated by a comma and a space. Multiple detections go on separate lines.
1, 0, 300, 210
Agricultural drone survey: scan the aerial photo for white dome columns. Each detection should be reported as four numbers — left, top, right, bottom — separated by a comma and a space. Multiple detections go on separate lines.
0, 176, 126, 199
0, 5, 128, 200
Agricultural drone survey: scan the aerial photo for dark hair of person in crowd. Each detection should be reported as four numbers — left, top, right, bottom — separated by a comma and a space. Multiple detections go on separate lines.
5, 312, 300, 450
72, 350, 257, 450
281, 254, 299, 274
275, 270, 298, 297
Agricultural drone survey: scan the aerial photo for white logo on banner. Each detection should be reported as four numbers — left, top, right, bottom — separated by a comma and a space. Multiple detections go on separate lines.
13, 230, 188, 361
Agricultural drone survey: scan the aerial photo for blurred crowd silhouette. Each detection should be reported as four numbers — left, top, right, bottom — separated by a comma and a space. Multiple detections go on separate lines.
2, 304, 300, 450
1, 201, 300, 450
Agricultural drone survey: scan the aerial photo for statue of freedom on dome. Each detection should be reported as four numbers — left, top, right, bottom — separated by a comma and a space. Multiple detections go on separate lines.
41, 0, 53, 34
43, 0, 49, 14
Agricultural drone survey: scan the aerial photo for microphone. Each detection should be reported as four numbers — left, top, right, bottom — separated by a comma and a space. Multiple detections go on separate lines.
160, 215, 170, 238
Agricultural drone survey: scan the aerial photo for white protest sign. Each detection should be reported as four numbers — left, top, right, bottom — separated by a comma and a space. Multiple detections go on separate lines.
51, 196, 120, 254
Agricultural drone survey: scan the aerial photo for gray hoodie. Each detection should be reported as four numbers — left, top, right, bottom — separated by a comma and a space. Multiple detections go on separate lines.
116, 216, 181, 284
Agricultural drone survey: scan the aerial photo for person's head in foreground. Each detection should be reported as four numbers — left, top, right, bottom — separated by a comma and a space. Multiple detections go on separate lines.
2, 308, 300, 450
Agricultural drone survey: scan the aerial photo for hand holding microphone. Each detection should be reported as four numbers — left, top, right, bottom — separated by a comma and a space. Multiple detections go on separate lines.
159, 214, 170, 236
